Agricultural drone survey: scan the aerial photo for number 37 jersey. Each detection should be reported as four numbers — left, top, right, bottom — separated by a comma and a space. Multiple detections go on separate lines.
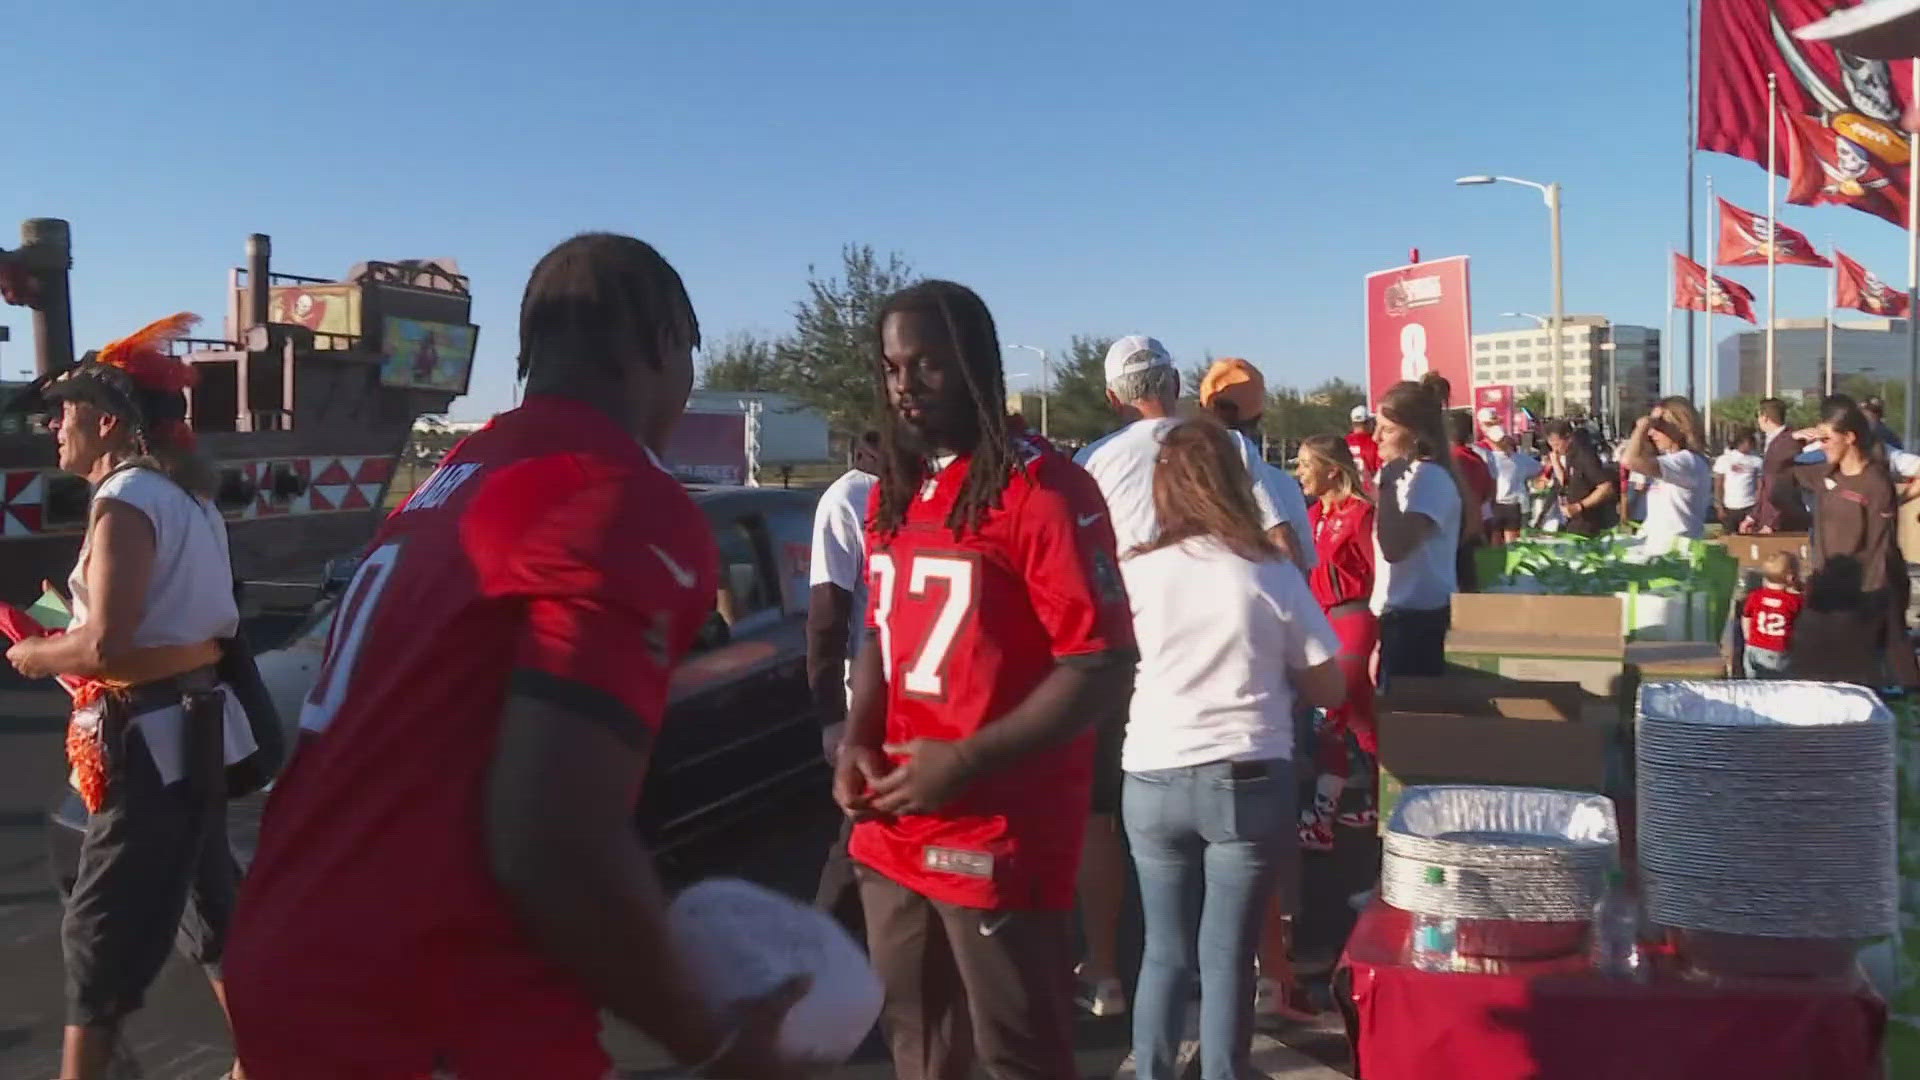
850, 434, 1135, 911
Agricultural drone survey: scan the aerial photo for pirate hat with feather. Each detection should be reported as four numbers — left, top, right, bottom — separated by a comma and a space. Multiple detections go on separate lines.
8, 314, 202, 446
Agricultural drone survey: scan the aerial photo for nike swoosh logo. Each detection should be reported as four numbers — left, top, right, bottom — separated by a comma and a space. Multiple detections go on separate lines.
649, 544, 697, 589
978, 913, 1014, 937
1077, 512, 1104, 527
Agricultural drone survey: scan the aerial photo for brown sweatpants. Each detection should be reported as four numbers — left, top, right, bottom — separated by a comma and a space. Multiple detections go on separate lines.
857, 867, 1079, 1080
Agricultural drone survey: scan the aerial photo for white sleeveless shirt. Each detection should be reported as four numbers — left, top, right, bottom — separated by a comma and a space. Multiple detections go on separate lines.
68, 467, 254, 783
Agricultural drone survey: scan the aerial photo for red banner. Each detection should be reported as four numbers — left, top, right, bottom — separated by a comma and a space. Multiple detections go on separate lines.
1834, 248, 1912, 317
1715, 197, 1830, 267
1364, 255, 1472, 406
1673, 253, 1759, 323
1701, 0, 1912, 227
663, 411, 749, 484
1473, 384, 1515, 440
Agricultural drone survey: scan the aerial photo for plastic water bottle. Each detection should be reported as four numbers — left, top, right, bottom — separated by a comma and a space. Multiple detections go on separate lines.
1589, 869, 1647, 981
1409, 867, 1459, 972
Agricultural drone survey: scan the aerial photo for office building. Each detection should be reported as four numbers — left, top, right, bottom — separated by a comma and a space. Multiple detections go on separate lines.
1471, 316, 1662, 422
1719, 317, 1909, 400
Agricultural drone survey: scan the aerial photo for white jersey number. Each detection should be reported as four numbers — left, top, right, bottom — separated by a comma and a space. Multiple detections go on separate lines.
868, 552, 977, 699
1752, 611, 1788, 640
299, 542, 402, 734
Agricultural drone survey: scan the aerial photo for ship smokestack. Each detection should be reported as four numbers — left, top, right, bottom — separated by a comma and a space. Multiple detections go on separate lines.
22, 218, 74, 376
247, 233, 271, 331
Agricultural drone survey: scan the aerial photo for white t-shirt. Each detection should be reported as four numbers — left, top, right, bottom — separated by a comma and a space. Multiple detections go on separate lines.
69, 467, 253, 785
70, 468, 240, 647
1119, 536, 1339, 772
1490, 450, 1542, 505
1074, 418, 1285, 555
1371, 459, 1461, 615
1712, 450, 1763, 510
1641, 450, 1711, 547
1252, 455, 1319, 571
808, 468, 875, 699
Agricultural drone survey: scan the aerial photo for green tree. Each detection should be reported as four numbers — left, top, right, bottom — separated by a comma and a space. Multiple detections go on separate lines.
1040, 335, 1117, 444
1260, 378, 1367, 454
1182, 352, 1216, 400
1516, 390, 1548, 418
774, 245, 919, 429
699, 331, 788, 393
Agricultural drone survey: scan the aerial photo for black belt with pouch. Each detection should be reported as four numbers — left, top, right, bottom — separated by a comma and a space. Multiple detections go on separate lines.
104, 666, 227, 808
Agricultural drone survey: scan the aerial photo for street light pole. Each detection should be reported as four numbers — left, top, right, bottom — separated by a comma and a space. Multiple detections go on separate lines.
1010, 345, 1049, 438
1459, 175, 1565, 417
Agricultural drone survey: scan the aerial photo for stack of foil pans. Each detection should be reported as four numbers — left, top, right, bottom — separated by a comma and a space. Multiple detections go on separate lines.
1637, 680, 1896, 938
1382, 785, 1619, 921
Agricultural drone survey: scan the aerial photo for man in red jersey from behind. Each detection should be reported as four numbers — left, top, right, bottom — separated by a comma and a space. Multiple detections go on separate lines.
835, 281, 1136, 1080
223, 234, 806, 1079
1345, 404, 1382, 477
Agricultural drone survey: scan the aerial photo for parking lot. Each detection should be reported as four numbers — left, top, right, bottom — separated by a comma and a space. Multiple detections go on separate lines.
0, 685, 1361, 1079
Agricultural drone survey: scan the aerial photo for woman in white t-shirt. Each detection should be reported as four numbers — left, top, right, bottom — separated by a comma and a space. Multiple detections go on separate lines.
1118, 419, 1344, 1080
1711, 427, 1763, 536
1487, 436, 1543, 545
3, 315, 255, 1080
1371, 380, 1467, 685
1621, 396, 1712, 552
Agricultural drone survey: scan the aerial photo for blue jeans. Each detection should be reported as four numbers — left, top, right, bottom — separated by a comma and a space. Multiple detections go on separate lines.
1123, 759, 1296, 1080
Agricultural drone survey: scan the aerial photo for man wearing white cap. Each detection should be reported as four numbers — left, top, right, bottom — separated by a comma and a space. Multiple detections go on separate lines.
1346, 405, 1381, 476
1064, 334, 1299, 1019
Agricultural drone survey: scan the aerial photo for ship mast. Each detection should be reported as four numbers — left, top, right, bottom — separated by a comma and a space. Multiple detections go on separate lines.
0, 218, 75, 377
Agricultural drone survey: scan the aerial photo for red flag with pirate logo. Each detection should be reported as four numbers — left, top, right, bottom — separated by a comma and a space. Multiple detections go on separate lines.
1783, 108, 1909, 222
1833, 249, 1911, 317
1716, 198, 1830, 268
1700, 0, 1913, 228
1673, 253, 1760, 323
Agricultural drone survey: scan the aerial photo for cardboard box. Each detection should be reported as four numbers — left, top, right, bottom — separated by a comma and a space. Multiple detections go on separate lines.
1375, 675, 1618, 833
1627, 640, 1729, 681
1713, 534, 1812, 575
1445, 593, 1628, 697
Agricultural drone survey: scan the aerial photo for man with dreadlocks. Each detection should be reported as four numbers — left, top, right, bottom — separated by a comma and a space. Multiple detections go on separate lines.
224, 234, 804, 1079
834, 280, 1136, 1080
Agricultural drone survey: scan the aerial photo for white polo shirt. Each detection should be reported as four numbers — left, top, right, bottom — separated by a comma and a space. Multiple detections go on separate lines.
1074, 418, 1287, 555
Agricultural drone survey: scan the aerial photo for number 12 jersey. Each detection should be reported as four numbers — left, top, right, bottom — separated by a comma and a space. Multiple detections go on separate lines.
850, 433, 1134, 911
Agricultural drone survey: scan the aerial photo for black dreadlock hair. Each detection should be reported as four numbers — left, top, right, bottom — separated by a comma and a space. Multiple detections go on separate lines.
872, 280, 1013, 537
516, 233, 701, 385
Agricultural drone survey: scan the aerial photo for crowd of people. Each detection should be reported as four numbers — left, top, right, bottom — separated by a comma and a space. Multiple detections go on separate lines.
7, 228, 1920, 1080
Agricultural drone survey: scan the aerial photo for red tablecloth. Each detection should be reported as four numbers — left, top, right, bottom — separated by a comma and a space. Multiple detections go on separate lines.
1338, 901, 1886, 1080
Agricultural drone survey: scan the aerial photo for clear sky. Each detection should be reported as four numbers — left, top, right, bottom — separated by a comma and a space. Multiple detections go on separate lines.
7, 0, 1913, 419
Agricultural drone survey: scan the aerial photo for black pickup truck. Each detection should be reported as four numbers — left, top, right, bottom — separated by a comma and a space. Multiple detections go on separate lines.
48, 483, 829, 886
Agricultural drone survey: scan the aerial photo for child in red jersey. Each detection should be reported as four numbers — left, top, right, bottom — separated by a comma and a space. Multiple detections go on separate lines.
1742, 551, 1803, 678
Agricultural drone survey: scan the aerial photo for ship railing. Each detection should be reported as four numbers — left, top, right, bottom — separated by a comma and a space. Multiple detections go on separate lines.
353, 260, 471, 296
173, 337, 242, 355
266, 271, 334, 286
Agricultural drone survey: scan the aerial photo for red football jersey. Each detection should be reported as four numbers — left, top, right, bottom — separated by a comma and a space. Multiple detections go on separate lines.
849, 434, 1134, 911
1346, 430, 1382, 476
224, 396, 716, 1078
1743, 586, 1803, 653
1308, 494, 1375, 611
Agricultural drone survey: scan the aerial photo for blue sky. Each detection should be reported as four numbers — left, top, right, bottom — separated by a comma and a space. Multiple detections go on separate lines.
7, 0, 1913, 419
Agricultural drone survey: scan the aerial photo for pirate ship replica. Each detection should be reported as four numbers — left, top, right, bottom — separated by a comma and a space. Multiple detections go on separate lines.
0, 218, 476, 605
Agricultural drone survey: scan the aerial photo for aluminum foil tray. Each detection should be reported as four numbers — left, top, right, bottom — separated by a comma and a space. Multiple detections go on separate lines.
1382, 785, 1619, 922
1636, 680, 1896, 939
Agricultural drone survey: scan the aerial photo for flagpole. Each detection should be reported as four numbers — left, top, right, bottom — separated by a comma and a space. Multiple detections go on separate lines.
1705, 174, 1715, 434
1765, 72, 1778, 400
1909, 59, 1919, 448
1827, 242, 1836, 398
1684, 0, 1699, 403
1664, 256, 1676, 398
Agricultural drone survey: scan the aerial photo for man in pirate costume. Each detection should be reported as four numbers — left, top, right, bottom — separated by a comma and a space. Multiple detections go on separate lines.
4, 315, 266, 1080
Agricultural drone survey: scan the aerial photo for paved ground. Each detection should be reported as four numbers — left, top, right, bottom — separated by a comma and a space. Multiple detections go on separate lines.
0, 687, 1370, 1079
